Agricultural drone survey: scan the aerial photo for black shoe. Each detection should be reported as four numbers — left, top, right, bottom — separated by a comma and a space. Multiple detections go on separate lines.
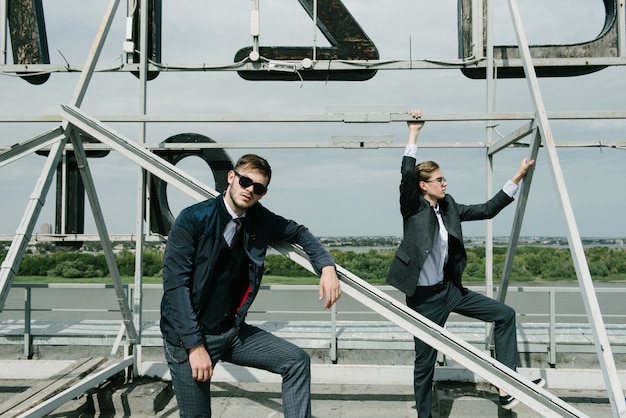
499, 378, 546, 410
499, 393, 520, 410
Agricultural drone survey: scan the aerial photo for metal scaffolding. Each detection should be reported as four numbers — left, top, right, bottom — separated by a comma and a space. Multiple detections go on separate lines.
0, 0, 625, 416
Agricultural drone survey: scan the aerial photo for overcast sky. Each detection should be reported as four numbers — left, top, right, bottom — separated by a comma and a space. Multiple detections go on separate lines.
1, 0, 625, 239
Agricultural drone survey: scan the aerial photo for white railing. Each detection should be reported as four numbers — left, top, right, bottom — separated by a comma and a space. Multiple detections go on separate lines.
2, 283, 625, 365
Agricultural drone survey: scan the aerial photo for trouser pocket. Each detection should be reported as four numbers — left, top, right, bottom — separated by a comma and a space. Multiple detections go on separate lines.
163, 338, 189, 364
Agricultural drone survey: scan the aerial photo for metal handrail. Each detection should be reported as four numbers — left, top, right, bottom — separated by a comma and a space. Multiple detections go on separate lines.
4, 282, 626, 363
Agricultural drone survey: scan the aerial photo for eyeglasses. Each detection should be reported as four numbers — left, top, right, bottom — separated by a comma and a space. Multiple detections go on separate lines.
234, 171, 268, 195
424, 177, 447, 185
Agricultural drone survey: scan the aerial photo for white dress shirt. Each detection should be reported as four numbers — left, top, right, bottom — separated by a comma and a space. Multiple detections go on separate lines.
223, 203, 245, 246
418, 205, 449, 286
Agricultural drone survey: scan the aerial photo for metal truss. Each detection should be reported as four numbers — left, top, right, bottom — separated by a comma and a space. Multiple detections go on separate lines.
1, 0, 625, 417
489, 1, 625, 416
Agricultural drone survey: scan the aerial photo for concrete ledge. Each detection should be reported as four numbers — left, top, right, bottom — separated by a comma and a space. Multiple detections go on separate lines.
0, 359, 75, 379
7, 359, 626, 391
142, 362, 626, 390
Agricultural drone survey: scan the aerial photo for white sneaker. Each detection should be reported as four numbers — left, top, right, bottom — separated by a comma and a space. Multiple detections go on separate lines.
499, 378, 546, 410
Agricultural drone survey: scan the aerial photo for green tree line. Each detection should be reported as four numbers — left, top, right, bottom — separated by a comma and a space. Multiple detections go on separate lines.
12, 248, 163, 278
263, 246, 626, 284
3, 245, 626, 283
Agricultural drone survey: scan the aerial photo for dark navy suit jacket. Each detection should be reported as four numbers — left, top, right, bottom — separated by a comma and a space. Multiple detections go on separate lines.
160, 194, 334, 349
386, 155, 514, 297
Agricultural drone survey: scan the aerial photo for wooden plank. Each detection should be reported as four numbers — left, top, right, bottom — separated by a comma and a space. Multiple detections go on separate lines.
0, 357, 108, 417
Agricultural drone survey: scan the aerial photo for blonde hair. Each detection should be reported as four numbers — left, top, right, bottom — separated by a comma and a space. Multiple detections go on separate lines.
414, 161, 439, 183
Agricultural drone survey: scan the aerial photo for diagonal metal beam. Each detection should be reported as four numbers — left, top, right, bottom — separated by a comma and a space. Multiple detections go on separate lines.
496, 128, 541, 303
0, 128, 65, 168
68, 0, 121, 108
486, 127, 542, 350
507, 0, 626, 416
0, 136, 67, 310
270, 240, 589, 418
487, 120, 536, 156
16, 357, 134, 417
67, 128, 137, 342
59, 105, 216, 201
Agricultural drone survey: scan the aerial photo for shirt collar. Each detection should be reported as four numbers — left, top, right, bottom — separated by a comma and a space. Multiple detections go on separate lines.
223, 198, 245, 221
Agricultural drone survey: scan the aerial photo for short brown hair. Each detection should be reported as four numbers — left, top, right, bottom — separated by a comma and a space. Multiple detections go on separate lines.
235, 154, 272, 185
414, 161, 439, 182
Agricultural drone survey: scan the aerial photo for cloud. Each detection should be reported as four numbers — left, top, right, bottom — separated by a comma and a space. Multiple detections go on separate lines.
1, 0, 625, 239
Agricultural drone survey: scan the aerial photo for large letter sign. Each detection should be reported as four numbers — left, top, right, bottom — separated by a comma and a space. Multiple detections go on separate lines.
6, 1, 625, 83
234, 0, 379, 81
7, 0, 50, 85
148, 134, 233, 236
36, 135, 110, 248
129, 0, 162, 81
459, 0, 619, 78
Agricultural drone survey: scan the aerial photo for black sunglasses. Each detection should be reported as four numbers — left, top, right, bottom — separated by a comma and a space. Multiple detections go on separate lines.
234, 171, 268, 195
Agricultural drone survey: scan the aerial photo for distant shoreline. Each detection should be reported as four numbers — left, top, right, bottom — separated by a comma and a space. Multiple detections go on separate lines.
320, 236, 625, 248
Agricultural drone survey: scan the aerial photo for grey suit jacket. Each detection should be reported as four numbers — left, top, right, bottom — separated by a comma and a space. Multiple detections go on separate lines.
386, 155, 514, 297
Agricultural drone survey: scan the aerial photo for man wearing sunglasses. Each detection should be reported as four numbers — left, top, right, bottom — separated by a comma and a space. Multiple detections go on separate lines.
386, 110, 542, 417
160, 153, 341, 418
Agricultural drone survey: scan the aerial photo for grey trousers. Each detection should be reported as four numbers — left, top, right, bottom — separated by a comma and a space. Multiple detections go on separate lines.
406, 282, 518, 418
164, 322, 311, 418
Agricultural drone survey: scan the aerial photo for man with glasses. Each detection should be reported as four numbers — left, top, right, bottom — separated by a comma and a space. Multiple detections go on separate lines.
160, 153, 341, 418
386, 110, 542, 416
